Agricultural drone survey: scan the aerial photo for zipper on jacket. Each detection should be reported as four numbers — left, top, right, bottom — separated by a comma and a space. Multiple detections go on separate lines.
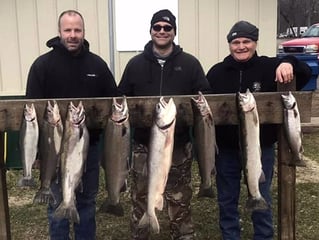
239, 70, 243, 92
158, 59, 165, 96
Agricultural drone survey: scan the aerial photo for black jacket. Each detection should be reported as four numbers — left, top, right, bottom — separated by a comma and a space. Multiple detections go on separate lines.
118, 41, 211, 144
118, 41, 210, 96
26, 36, 118, 99
206, 53, 311, 148
26, 37, 119, 143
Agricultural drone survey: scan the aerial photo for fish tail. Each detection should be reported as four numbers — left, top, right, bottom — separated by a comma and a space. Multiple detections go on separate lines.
197, 185, 214, 198
149, 212, 160, 233
99, 199, 124, 216
54, 202, 80, 224
33, 188, 56, 205
138, 213, 149, 228
17, 177, 36, 187
294, 156, 307, 167
138, 212, 160, 234
245, 196, 269, 212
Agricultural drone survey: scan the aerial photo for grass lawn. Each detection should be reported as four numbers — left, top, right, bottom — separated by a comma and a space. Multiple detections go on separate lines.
5, 130, 319, 239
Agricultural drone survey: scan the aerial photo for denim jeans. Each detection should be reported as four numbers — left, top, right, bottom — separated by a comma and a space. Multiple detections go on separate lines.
47, 143, 100, 240
216, 146, 275, 240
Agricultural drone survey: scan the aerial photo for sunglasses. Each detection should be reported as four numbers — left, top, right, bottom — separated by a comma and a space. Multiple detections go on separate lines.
152, 25, 173, 32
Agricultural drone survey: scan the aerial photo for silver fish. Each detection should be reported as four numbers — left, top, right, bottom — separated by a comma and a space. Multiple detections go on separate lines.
281, 91, 306, 167
18, 103, 39, 187
100, 96, 130, 216
237, 89, 268, 212
191, 91, 217, 198
34, 100, 63, 205
138, 97, 177, 234
54, 101, 89, 224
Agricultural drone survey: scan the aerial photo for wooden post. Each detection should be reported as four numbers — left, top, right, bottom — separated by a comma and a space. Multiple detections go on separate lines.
0, 131, 11, 240
277, 79, 297, 240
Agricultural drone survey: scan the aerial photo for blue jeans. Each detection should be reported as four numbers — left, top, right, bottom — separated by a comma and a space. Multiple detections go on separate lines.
216, 146, 275, 240
47, 143, 100, 240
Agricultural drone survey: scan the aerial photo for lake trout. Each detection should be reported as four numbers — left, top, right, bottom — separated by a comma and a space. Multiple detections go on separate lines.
34, 100, 63, 205
281, 91, 306, 167
237, 89, 268, 212
18, 103, 39, 187
100, 96, 130, 216
138, 97, 176, 234
191, 91, 217, 198
54, 101, 89, 224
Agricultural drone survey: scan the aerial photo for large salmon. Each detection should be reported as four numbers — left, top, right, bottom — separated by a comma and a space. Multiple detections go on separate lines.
191, 91, 217, 198
281, 91, 306, 167
138, 97, 176, 234
18, 103, 39, 187
237, 89, 268, 212
34, 100, 63, 205
54, 101, 89, 224
100, 96, 130, 216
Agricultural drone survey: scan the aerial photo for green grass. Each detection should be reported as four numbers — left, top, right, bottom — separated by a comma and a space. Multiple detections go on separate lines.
5, 130, 319, 239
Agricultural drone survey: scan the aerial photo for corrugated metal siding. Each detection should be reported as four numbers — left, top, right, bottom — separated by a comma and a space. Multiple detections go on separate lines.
0, 0, 277, 96
179, 0, 277, 72
0, 0, 110, 96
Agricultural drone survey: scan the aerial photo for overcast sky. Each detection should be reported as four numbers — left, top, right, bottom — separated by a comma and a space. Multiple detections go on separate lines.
115, 0, 178, 51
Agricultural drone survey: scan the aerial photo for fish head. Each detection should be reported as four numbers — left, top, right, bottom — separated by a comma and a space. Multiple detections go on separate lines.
154, 97, 177, 128
191, 91, 212, 117
67, 101, 86, 126
23, 103, 37, 122
281, 91, 296, 110
237, 89, 256, 113
111, 96, 129, 123
44, 100, 61, 125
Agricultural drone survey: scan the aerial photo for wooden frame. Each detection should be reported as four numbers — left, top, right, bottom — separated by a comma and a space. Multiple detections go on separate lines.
0, 91, 312, 239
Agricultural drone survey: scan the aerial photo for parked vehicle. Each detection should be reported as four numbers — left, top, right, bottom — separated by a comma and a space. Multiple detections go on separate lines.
277, 23, 319, 90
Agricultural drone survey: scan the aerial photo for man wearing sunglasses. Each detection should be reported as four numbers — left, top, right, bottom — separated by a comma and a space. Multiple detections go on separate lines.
119, 9, 210, 240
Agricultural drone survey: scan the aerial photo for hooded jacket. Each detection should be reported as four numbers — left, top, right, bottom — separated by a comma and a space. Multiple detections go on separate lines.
26, 36, 118, 99
119, 41, 210, 96
206, 53, 311, 148
26, 37, 119, 143
118, 40, 211, 144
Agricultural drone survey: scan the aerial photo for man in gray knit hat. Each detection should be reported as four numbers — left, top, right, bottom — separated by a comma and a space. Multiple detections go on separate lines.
206, 20, 311, 240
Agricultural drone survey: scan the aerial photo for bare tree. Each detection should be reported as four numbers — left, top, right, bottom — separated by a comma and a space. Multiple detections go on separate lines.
278, 0, 319, 35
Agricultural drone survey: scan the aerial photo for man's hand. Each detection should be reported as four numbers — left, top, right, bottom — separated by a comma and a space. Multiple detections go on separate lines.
275, 62, 293, 83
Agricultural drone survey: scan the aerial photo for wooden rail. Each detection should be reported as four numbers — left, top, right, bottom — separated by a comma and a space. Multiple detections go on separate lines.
0, 91, 313, 239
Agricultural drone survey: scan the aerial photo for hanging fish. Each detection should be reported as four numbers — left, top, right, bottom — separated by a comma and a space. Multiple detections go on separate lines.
18, 103, 39, 187
281, 91, 306, 167
34, 100, 63, 205
100, 96, 130, 216
138, 97, 177, 233
191, 91, 217, 198
54, 101, 89, 224
237, 89, 268, 212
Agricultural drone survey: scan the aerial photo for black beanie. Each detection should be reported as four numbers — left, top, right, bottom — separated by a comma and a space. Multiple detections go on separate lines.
227, 21, 259, 43
150, 9, 176, 33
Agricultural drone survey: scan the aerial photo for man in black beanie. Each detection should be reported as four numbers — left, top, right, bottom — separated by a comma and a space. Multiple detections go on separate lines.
118, 8, 210, 240
150, 9, 177, 34
206, 20, 311, 240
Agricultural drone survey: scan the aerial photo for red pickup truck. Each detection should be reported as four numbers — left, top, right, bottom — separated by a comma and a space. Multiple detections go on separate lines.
277, 23, 319, 90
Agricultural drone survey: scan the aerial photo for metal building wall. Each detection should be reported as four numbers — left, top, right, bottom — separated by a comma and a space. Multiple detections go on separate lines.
0, 0, 277, 96
0, 0, 110, 96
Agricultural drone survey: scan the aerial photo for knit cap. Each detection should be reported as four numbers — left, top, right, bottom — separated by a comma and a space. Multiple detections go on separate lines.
227, 21, 259, 43
150, 9, 176, 33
